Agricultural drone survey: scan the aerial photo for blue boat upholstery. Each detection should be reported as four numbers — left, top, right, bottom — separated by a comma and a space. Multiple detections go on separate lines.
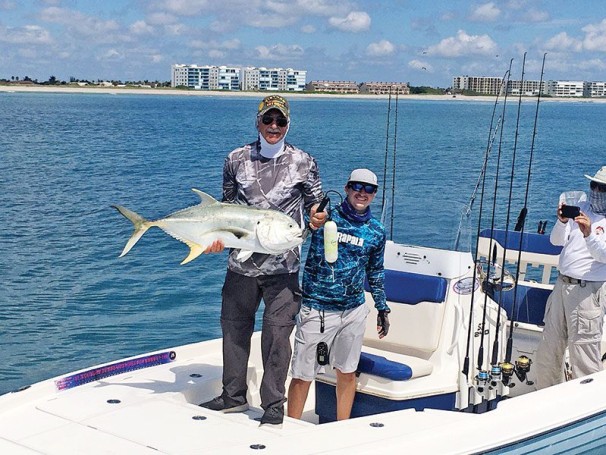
357, 351, 413, 380
364, 270, 449, 355
492, 285, 550, 325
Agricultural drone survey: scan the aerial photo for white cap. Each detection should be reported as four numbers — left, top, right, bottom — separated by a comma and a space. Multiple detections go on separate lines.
585, 166, 606, 185
348, 168, 378, 186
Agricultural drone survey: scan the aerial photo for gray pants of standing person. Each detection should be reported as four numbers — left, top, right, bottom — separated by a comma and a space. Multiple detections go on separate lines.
220, 269, 301, 410
535, 276, 606, 389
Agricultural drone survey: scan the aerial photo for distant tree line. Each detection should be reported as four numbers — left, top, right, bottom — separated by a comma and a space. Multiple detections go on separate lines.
0, 75, 171, 87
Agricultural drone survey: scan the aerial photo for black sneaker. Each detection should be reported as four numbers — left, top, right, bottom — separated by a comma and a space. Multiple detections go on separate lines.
199, 395, 249, 413
259, 406, 284, 428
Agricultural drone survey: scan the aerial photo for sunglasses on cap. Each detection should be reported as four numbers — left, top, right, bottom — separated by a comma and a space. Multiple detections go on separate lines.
260, 114, 288, 127
590, 181, 606, 192
348, 182, 378, 194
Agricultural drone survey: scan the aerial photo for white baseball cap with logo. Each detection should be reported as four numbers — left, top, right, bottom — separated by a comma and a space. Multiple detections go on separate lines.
348, 168, 378, 187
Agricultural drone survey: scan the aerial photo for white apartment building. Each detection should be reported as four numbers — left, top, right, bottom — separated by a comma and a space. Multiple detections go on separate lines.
546, 80, 584, 97
452, 76, 504, 95
240, 67, 306, 91
584, 81, 606, 97
507, 80, 546, 96
171, 64, 240, 90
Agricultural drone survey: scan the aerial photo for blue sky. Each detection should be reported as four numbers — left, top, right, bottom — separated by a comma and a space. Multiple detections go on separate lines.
1, 0, 605, 87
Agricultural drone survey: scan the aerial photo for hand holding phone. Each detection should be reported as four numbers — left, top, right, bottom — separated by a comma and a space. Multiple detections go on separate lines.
561, 205, 580, 219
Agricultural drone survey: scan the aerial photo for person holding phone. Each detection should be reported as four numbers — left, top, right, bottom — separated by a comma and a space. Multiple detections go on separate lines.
287, 169, 390, 421
536, 166, 606, 388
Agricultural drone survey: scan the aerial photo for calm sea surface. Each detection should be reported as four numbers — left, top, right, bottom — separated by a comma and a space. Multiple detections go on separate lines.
1, 92, 604, 395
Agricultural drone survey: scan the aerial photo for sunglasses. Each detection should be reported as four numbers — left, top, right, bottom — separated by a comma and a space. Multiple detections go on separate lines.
591, 181, 606, 192
348, 182, 378, 194
261, 114, 288, 127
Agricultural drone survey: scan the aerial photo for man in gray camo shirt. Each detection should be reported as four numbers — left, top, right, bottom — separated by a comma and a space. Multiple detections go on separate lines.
200, 95, 326, 427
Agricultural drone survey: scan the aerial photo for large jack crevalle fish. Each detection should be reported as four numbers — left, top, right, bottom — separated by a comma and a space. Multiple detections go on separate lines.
113, 189, 304, 264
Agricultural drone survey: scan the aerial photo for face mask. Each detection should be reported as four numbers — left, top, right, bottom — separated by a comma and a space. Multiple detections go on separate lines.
589, 189, 606, 215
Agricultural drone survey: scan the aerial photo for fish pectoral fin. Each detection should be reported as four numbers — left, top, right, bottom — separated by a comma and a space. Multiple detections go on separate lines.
235, 250, 254, 262
181, 243, 205, 265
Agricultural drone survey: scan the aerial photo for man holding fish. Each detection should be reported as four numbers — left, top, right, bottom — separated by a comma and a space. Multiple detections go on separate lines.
200, 95, 326, 427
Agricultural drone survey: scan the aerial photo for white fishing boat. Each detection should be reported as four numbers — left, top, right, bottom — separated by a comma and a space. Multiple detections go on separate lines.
2, 226, 606, 454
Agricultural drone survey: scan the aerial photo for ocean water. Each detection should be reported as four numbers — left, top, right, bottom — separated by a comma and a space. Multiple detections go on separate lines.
1, 92, 604, 396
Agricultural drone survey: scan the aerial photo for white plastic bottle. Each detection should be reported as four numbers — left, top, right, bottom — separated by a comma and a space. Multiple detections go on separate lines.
324, 220, 338, 263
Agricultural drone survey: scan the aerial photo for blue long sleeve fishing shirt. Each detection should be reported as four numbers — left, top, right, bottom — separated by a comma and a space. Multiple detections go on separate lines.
302, 202, 388, 312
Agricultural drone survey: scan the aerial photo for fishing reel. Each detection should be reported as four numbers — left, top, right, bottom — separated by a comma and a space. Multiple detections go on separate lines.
475, 369, 489, 393
499, 356, 533, 387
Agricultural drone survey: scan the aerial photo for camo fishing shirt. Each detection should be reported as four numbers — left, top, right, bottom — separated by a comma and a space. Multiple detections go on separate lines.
302, 203, 388, 312
223, 139, 323, 277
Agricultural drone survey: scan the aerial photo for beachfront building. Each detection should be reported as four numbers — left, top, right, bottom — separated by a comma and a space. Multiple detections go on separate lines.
359, 82, 410, 95
452, 76, 504, 95
584, 81, 606, 97
507, 79, 546, 96
241, 67, 306, 91
305, 81, 359, 93
171, 64, 240, 90
546, 80, 584, 97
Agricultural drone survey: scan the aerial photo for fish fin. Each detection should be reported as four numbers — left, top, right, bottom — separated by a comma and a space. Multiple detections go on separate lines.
112, 205, 151, 257
181, 243, 205, 265
236, 250, 254, 261
191, 189, 219, 206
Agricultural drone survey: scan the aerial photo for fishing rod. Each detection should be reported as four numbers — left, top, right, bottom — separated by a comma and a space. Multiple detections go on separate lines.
381, 87, 392, 218
453, 117, 502, 252
490, 53, 527, 370
389, 89, 399, 240
461, 68, 510, 380
475, 58, 513, 377
505, 53, 547, 364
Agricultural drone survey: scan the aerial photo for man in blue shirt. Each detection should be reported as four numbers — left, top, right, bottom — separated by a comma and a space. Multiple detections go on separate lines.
287, 168, 390, 421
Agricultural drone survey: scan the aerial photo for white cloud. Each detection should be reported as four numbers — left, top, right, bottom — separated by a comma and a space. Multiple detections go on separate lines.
0, 0, 17, 10
470, 2, 500, 22
0, 25, 53, 44
544, 32, 582, 52
582, 19, 606, 52
427, 30, 497, 57
523, 8, 549, 23
255, 44, 304, 60
301, 24, 316, 33
39, 7, 121, 39
328, 11, 370, 32
130, 21, 154, 35
366, 40, 395, 57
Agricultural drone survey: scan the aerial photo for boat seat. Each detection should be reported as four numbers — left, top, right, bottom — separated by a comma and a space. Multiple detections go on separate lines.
491, 283, 551, 325
313, 270, 447, 392
363, 270, 449, 356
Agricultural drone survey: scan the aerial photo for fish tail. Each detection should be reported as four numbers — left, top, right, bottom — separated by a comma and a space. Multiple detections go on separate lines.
112, 205, 152, 257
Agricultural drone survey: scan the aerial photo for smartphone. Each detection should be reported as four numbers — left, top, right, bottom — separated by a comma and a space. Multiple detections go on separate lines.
561, 205, 580, 219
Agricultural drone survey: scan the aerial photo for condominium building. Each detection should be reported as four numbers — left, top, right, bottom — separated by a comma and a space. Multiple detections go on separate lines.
171, 64, 240, 90
241, 67, 306, 91
305, 80, 359, 93
452, 76, 504, 95
507, 79, 546, 96
359, 82, 410, 95
584, 81, 606, 97
546, 80, 584, 97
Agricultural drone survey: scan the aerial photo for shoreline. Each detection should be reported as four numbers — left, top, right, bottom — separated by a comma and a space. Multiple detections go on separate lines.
1, 84, 605, 103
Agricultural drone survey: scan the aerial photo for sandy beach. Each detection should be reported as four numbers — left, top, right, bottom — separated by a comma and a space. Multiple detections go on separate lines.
1, 84, 605, 103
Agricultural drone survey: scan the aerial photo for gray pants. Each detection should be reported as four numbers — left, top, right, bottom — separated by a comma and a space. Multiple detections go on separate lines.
536, 276, 605, 389
220, 270, 301, 410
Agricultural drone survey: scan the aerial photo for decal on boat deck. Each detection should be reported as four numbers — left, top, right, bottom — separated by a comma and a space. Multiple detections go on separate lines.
55, 351, 177, 391
453, 277, 479, 295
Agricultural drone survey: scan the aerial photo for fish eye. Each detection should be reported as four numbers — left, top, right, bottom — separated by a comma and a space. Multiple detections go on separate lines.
257, 221, 261, 224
